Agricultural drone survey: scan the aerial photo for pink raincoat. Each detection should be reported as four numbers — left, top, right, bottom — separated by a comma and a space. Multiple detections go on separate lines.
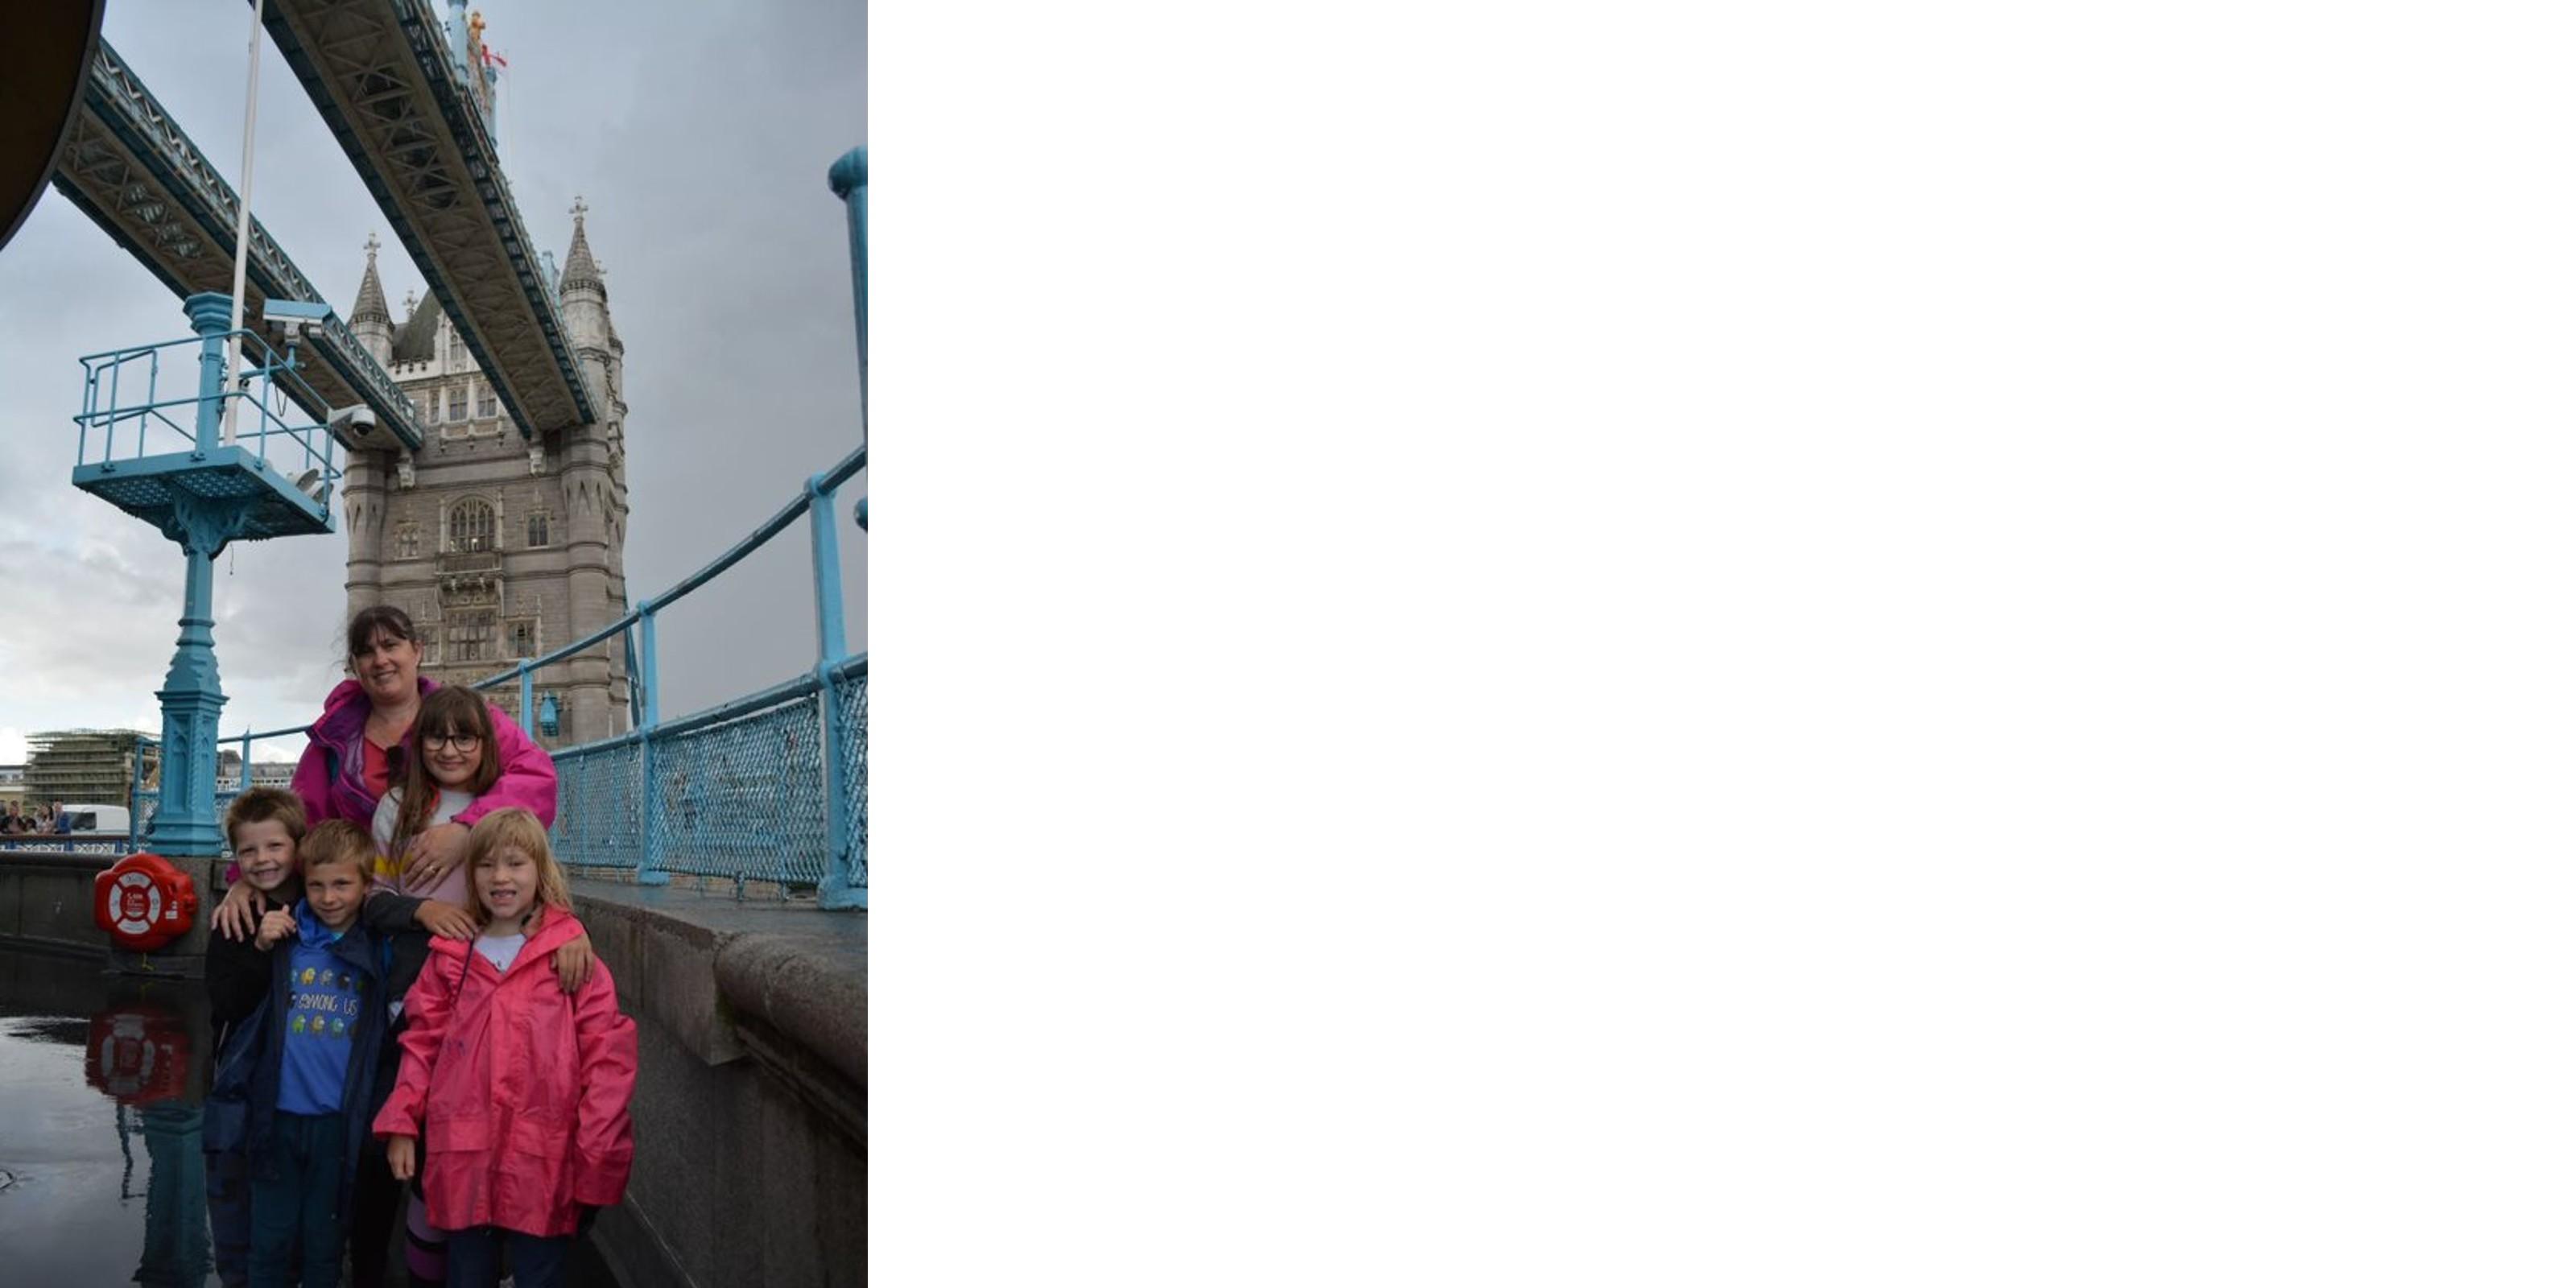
374, 910, 637, 1236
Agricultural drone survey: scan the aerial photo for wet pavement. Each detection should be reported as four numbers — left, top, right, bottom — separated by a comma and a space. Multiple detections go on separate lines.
0, 946, 620, 1286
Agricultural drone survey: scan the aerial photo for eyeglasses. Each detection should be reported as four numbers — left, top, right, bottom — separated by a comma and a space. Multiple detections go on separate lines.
423, 732, 482, 750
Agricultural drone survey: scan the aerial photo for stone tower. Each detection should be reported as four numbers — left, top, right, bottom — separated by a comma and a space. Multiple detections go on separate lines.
339, 205, 634, 747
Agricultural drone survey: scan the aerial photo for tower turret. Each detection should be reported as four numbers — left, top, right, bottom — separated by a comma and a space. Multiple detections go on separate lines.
351, 233, 393, 366
551, 196, 632, 744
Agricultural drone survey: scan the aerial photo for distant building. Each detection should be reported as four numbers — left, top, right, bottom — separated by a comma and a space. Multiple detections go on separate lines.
26, 729, 152, 807
0, 763, 27, 814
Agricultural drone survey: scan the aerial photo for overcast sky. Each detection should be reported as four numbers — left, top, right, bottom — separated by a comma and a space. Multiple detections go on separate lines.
0, 0, 867, 762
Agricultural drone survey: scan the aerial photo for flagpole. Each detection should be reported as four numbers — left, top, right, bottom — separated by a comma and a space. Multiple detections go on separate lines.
221, 0, 266, 447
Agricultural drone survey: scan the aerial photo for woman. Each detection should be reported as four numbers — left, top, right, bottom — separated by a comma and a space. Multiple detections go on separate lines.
209, 606, 568, 937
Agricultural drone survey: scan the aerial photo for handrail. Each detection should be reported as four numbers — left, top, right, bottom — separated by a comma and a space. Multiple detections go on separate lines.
638, 447, 866, 617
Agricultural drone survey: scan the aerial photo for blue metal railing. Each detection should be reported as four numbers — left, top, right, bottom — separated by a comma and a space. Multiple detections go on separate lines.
74, 326, 342, 496
471, 445, 867, 905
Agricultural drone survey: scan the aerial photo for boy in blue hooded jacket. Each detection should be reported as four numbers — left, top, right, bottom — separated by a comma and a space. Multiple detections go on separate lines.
214, 819, 401, 1287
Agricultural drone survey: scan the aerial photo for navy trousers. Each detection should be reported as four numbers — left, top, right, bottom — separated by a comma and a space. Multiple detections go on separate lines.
249, 1110, 347, 1288
208, 1143, 253, 1288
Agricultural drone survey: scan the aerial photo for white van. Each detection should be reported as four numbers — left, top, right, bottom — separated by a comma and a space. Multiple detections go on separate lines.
61, 803, 133, 836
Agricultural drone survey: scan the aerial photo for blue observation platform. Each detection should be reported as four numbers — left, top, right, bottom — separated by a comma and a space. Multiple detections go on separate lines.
68, 291, 349, 856
71, 295, 342, 543
72, 442, 328, 543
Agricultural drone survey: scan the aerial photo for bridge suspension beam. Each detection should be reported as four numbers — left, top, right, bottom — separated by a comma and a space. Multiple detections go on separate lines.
256, 0, 598, 436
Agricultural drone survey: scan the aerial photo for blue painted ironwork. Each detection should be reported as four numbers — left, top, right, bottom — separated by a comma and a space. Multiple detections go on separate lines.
633, 608, 666, 886
52, 40, 426, 451
828, 147, 866, 423
72, 303, 342, 545
95, 293, 341, 857
806, 472, 861, 910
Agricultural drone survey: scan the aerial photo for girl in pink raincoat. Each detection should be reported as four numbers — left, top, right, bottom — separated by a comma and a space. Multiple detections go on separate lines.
376, 809, 636, 1288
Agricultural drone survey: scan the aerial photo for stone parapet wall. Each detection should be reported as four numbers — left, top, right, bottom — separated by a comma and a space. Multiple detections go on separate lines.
570, 881, 867, 1288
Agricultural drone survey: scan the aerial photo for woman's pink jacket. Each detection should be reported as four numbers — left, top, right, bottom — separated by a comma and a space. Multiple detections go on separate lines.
373, 910, 638, 1237
291, 675, 559, 828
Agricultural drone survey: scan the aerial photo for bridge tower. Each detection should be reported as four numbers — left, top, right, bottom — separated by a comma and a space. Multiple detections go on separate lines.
339, 210, 632, 747
341, 235, 396, 617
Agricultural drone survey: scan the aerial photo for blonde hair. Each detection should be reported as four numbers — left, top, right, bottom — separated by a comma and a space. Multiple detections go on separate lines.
461, 808, 572, 919
299, 819, 377, 880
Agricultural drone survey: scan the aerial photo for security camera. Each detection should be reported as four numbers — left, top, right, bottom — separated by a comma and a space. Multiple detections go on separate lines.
261, 298, 334, 338
328, 405, 378, 437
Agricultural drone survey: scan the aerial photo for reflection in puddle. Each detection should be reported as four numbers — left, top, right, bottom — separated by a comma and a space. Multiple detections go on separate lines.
0, 948, 211, 1286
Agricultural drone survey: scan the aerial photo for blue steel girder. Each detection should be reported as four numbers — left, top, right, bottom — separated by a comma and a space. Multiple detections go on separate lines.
49, 40, 425, 453
258, 0, 597, 438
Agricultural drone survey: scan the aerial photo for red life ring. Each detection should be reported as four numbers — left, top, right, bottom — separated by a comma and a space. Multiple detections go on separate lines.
92, 852, 197, 952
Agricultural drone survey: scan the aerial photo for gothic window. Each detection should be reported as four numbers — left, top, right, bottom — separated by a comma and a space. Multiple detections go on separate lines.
445, 386, 467, 421
394, 523, 420, 559
526, 510, 551, 547
507, 618, 537, 658
446, 613, 495, 663
477, 382, 497, 418
448, 499, 495, 552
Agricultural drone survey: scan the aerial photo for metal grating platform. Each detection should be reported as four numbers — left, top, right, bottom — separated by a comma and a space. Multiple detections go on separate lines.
71, 446, 330, 542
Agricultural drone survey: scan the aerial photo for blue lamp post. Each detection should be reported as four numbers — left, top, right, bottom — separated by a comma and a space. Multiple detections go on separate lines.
72, 291, 342, 856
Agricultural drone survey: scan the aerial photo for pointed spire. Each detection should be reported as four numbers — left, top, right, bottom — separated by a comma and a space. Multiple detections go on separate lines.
561, 196, 604, 298
353, 232, 391, 328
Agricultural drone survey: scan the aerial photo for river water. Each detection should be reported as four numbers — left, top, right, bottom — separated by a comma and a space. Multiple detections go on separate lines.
0, 945, 618, 1286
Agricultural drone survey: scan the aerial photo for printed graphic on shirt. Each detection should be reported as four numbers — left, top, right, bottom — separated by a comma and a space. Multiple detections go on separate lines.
289, 976, 363, 1038
277, 943, 367, 1115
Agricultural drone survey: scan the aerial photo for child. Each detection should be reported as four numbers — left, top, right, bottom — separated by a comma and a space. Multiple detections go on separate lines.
205, 793, 461, 1288
375, 686, 502, 906
225, 822, 398, 1287
377, 808, 637, 1288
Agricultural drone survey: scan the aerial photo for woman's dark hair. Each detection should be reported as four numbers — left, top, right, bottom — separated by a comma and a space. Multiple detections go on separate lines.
391, 686, 502, 874
345, 605, 420, 663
